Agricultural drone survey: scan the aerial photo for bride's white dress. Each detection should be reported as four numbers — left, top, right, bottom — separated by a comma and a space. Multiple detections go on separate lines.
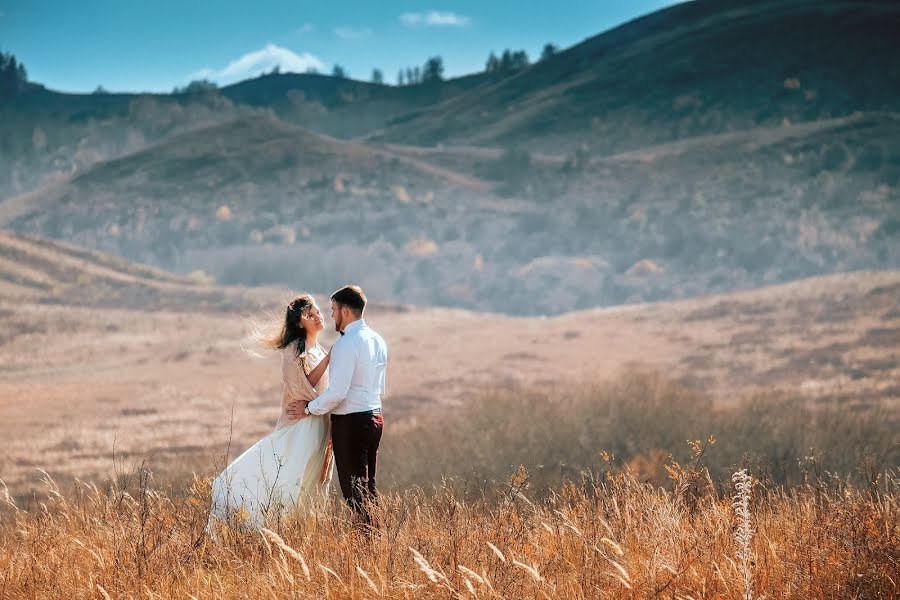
208, 344, 333, 531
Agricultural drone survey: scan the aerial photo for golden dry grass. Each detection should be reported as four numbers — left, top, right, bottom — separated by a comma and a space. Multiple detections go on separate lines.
381, 371, 898, 494
2, 373, 898, 598
1, 458, 897, 598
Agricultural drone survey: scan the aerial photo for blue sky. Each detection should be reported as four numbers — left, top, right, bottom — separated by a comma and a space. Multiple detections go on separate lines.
1, 1, 680, 93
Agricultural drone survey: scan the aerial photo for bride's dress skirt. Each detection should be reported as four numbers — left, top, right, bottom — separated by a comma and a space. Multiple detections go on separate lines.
208, 414, 332, 531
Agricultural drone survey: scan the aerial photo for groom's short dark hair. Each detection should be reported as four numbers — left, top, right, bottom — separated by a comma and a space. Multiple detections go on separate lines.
332, 285, 367, 314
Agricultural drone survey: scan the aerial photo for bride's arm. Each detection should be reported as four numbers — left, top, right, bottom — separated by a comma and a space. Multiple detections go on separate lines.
306, 350, 331, 388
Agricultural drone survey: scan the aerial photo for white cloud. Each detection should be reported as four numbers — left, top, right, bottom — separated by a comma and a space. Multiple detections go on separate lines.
188, 44, 326, 83
334, 26, 372, 40
296, 23, 315, 34
399, 11, 471, 28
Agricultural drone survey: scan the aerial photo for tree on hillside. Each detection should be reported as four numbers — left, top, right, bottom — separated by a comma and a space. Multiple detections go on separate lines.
371, 68, 384, 84
397, 57, 445, 86
0, 52, 28, 97
173, 79, 218, 94
422, 56, 444, 83
485, 52, 500, 72
332, 64, 348, 79
502, 49, 529, 71
485, 49, 529, 73
540, 43, 559, 61
401, 66, 424, 85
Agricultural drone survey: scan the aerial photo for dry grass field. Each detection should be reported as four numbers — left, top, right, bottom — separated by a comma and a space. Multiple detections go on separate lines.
0, 234, 897, 598
0, 231, 897, 501
1, 461, 897, 599
2, 371, 898, 598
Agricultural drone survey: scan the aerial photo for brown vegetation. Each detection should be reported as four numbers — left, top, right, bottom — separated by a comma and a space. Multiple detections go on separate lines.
381, 372, 898, 494
1, 373, 897, 598
0, 248, 896, 598
1, 266, 897, 501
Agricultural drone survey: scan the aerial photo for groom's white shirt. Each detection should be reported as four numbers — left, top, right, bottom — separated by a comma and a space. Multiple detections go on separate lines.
306, 319, 387, 415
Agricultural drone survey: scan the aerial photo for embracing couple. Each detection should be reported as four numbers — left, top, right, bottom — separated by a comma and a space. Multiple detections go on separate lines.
208, 285, 387, 532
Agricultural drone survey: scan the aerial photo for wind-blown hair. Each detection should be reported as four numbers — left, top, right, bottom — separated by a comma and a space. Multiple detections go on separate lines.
257, 293, 315, 372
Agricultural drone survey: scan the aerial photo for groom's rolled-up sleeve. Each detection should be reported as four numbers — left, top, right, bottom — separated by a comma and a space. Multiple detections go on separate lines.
306, 338, 354, 415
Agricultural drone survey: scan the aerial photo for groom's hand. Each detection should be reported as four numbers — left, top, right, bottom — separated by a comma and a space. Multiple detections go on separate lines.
287, 400, 309, 420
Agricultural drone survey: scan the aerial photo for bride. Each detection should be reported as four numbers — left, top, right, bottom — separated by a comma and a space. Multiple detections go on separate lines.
208, 294, 334, 531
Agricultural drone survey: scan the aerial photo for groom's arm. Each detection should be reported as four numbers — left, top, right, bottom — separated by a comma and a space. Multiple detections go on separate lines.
305, 338, 354, 415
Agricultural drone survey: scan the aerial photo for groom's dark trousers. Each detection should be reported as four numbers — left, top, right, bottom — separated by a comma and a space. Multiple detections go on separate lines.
331, 410, 384, 523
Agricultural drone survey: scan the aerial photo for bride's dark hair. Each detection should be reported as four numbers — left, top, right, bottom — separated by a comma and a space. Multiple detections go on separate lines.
259, 293, 315, 373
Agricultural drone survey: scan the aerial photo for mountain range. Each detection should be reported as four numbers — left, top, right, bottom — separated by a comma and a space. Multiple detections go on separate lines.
1, 0, 897, 315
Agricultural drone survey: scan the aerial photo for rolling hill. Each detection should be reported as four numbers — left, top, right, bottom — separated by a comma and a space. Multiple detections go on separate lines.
371, 0, 900, 154
220, 70, 494, 138
4, 109, 897, 315
1, 0, 898, 316
8, 0, 898, 201
0, 113, 501, 258
2, 115, 551, 312
381, 112, 900, 300
0, 71, 491, 201
0, 85, 262, 200
0, 229, 263, 311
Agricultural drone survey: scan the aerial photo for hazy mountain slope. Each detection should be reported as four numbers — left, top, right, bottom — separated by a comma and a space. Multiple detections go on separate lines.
6, 0, 897, 201
3, 0, 898, 315
4, 111, 897, 315
361, 113, 900, 309
0, 85, 265, 200
372, 0, 900, 154
1, 115, 521, 294
0, 72, 492, 200
220, 70, 494, 138
0, 230, 262, 310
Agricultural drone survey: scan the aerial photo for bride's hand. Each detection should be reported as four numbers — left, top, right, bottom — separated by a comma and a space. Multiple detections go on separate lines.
287, 400, 309, 420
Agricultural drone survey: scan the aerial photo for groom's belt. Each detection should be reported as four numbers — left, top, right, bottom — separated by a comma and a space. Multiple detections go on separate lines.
331, 408, 382, 418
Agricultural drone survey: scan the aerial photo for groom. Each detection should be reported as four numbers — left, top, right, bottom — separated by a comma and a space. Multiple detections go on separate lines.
289, 284, 387, 525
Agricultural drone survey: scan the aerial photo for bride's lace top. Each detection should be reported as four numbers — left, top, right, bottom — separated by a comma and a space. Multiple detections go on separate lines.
283, 343, 328, 395
275, 342, 328, 429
